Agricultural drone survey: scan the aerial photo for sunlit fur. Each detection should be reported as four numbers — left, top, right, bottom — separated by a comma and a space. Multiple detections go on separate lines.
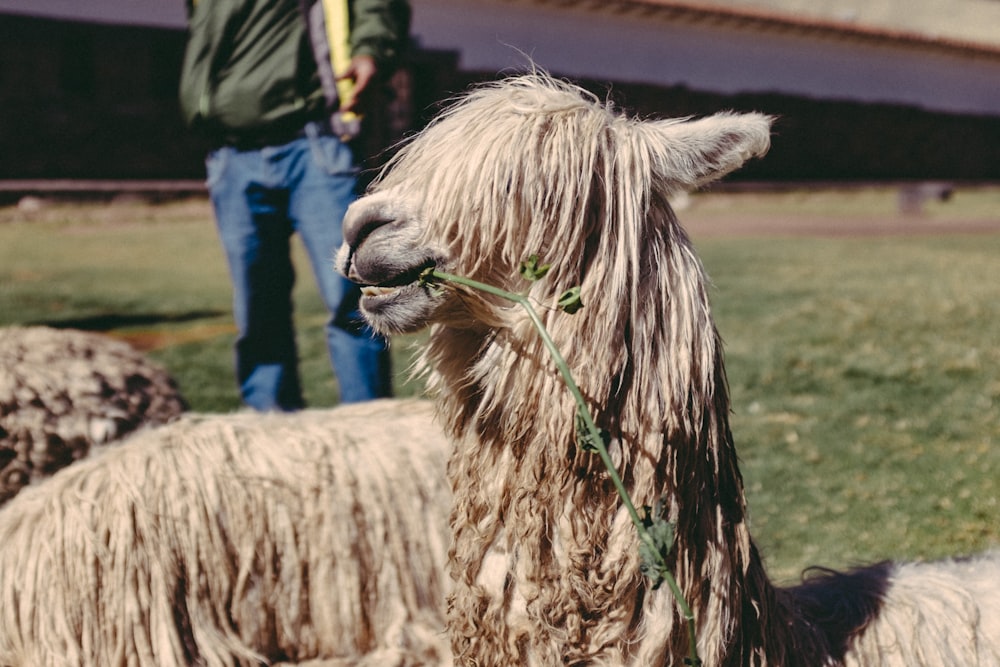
0, 400, 452, 667
345, 73, 1000, 666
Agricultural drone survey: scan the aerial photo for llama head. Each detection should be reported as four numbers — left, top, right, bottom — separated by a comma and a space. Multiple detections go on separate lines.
338, 74, 771, 343
339, 74, 775, 665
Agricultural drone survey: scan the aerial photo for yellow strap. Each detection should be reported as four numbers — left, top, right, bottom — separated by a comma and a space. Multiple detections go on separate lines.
322, 0, 357, 121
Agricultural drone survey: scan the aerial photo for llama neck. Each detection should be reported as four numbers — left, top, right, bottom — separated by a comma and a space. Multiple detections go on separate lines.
427, 325, 821, 665
426, 240, 827, 665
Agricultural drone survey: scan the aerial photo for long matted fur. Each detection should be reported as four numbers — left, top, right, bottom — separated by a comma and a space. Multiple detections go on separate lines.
338, 73, 1000, 666
0, 399, 451, 667
0, 326, 186, 505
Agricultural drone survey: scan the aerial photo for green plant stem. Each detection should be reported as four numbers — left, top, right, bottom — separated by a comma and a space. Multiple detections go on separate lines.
427, 269, 700, 666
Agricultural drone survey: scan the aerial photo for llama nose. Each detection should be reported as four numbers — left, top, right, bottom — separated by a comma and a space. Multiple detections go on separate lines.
342, 199, 395, 249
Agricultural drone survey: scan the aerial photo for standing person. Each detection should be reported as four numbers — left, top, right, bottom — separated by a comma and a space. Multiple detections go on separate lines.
179, 0, 410, 411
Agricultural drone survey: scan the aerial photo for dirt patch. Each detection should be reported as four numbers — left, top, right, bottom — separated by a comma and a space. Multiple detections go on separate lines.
675, 186, 1000, 238
113, 323, 235, 352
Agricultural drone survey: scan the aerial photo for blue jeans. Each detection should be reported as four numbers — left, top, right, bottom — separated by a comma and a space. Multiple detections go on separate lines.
206, 123, 391, 411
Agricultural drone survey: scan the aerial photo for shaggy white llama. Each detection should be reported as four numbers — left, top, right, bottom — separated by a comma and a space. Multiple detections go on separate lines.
0, 400, 451, 667
337, 74, 1000, 666
0, 326, 186, 505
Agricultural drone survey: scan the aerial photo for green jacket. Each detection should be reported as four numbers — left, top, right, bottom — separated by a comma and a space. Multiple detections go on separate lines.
179, 0, 409, 133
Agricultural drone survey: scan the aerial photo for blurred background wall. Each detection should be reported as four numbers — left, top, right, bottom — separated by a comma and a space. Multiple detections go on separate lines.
0, 0, 998, 182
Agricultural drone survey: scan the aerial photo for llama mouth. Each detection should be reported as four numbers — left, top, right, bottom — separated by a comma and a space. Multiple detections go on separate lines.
359, 282, 419, 306
361, 259, 437, 290
361, 285, 403, 298
357, 260, 439, 308
357, 275, 441, 334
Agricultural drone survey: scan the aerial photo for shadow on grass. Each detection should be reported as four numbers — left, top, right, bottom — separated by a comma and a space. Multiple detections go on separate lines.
30, 310, 226, 332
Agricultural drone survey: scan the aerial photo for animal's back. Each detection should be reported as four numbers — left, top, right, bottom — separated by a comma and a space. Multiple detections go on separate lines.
0, 399, 451, 666
842, 553, 1000, 666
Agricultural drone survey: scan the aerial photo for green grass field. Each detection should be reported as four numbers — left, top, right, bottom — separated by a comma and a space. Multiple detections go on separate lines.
1, 189, 997, 581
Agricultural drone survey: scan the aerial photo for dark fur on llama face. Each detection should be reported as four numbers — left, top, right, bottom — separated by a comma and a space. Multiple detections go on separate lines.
339, 73, 1000, 667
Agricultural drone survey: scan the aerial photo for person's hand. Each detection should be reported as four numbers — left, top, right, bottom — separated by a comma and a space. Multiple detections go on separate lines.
338, 55, 377, 112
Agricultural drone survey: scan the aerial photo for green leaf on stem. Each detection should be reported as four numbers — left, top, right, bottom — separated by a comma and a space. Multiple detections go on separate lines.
418, 266, 446, 296
575, 409, 610, 453
519, 255, 551, 282
638, 499, 675, 589
558, 286, 583, 314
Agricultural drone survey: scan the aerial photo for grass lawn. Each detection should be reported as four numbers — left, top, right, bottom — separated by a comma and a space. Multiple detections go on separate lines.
700, 233, 1000, 580
0, 198, 426, 411
0, 188, 997, 581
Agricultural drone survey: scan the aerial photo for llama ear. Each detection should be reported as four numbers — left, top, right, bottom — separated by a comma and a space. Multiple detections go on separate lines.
650, 112, 773, 191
